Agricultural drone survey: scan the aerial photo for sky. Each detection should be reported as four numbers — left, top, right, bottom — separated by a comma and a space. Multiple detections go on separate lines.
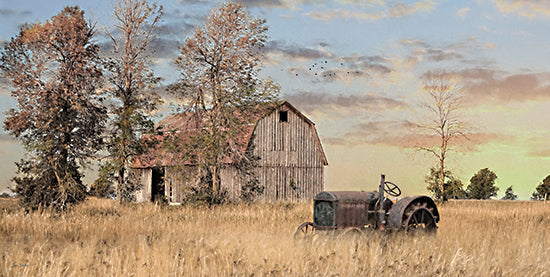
1, 0, 549, 199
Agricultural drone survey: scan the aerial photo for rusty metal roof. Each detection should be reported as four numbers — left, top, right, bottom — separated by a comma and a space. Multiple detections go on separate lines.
132, 101, 328, 168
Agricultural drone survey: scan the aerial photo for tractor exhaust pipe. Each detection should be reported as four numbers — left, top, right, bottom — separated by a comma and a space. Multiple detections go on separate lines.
378, 174, 386, 230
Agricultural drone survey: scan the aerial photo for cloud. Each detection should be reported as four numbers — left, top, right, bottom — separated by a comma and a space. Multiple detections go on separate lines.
417, 68, 550, 105
0, 8, 31, 16
389, 0, 437, 18
98, 23, 184, 59
456, 7, 471, 18
324, 116, 515, 150
285, 91, 407, 114
491, 0, 550, 18
177, 0, 320, 9
305, 0, 438, 21
400, 38, 466, 65
274, 51, 393, 84
149, 38, 181, 59
339, 55, 392, 74
527, 148, 550, 158
458, 69, 550, 103
399, 37, 498, 69
177, 0, 216, 5
305, 9, 386, 21
0, 133, 16, 143
322, 119, 419, 147
482, 43, 496, 49
265, 40, 331, 62
0, 77, 10, 96
158, 21, 196, 36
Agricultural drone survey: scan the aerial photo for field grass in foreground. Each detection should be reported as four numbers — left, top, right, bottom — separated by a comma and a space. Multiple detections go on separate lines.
1, 198, 549, 276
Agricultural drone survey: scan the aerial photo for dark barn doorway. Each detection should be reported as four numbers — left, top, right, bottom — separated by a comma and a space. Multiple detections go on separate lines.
151, 167, 165, 202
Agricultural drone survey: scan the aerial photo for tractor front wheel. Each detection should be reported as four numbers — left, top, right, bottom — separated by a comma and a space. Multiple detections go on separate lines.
294, 222, 317, 239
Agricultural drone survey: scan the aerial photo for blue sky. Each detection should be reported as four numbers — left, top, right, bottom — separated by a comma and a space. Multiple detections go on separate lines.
1, 0, 550, 199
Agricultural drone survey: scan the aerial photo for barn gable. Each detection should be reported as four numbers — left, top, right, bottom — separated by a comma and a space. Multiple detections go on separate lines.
251, 102, 327, 201
132, 101, 328, 203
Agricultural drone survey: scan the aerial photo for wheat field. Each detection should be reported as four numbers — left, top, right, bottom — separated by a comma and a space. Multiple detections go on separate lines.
0, 198, 549, 276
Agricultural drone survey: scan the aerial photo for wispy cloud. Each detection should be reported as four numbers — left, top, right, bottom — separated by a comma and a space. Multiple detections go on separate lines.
0, 8, 31, 16
0, 133, 16, 143
265, 40, 331, 63
526, 148, 550, 158
305, 0, 438, 21
491, 0, 550, 18
462, 70, 550, 103
482, 43, 497, 49
285, 91, 407, 114
271, 45, 393, 84
389, 0, 437, 18
305, 9, 386, 21
0, 77, 10, 96
324, 117, 515, 150
457, 7, 471, 18
399, 38, 466, 66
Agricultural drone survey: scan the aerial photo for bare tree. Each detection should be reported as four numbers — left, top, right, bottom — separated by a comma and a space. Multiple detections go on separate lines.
98, 0, 163, 202
417, 72, 467, 202
1, 7, 106, 211
171, 2, 279, 202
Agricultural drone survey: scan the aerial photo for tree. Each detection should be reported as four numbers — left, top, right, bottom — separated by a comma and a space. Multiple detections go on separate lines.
425, 167, 466, 200
466, 168, 499, 200
1, 7, 106, 211
98, 0, 163, 202
89, 164, 117, 199
531, 175, 550, 201
417, 72, 467, 202
171, 3, 279, 203
501, 186, 518, 200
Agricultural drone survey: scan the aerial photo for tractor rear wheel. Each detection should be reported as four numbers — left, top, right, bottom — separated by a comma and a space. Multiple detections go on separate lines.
404, 204, 437, 233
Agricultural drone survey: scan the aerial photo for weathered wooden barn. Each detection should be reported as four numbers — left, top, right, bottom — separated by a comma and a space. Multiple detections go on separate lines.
131, 101, 328, 203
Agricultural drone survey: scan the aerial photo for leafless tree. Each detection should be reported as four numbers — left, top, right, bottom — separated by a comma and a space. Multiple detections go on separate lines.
417, 72, 467, 202
98, 0, 163, 202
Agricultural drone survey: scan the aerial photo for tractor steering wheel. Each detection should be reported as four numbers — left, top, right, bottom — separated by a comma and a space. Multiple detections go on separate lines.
384, 181, 401, 197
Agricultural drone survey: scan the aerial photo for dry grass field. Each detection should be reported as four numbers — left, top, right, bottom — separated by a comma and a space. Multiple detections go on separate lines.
1, 197, 549, 276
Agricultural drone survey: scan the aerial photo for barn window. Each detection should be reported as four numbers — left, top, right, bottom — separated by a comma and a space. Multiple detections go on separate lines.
279, 111, 288, 122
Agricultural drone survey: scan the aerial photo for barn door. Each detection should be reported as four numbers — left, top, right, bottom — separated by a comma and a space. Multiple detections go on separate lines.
151, 167, 165, 202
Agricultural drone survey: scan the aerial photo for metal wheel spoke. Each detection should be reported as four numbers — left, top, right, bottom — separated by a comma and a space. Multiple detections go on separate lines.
413, 212, 419, 224
405, 206, 437, 232
422, 210, 426, 225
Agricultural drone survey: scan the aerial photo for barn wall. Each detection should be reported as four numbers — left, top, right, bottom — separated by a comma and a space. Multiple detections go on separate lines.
163, 165, 243, 203
252, 105, 326, 201
135, 168, 152, 202
254, 166, 323, 202
165, 166, 198, 203
220, 166, 241, 201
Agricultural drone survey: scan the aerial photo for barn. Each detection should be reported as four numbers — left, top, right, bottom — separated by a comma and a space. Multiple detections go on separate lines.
131, 101, 328, 203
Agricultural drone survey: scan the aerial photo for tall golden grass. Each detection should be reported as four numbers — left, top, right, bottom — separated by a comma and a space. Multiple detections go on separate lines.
1, 198, 549, 276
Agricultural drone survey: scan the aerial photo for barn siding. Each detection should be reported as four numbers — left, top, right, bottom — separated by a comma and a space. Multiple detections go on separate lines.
251, 105, 326, 202
135, 168, 152, 202
134, 102, 327, 203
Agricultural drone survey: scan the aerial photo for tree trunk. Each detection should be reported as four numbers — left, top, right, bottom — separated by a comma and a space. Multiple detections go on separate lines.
439, 156, 447, 202
211, 164, 220, 197
118, 167, 124, 203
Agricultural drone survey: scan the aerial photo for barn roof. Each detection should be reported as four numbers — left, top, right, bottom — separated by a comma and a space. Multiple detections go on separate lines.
131, 101, 328, 168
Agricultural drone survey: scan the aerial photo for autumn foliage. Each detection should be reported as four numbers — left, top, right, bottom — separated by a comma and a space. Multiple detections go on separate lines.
1, 7, 106, 211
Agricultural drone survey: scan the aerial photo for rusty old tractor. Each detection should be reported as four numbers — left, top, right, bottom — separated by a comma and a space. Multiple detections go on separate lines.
295, 175, 439, 238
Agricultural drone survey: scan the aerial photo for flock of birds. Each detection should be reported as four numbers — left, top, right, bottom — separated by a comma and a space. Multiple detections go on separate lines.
282, 60, 364, 81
